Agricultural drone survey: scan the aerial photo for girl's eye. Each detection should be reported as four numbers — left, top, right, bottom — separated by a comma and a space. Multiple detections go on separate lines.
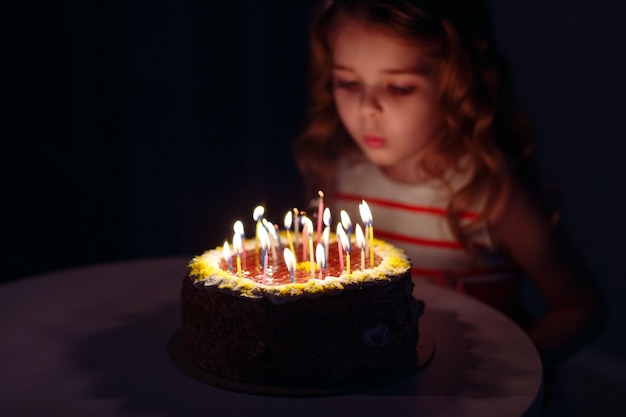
387, 85, 415, 96
334, 79, 360, 91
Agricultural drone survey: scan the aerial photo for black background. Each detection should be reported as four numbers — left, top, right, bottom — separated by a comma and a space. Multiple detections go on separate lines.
3, 1, 312, 282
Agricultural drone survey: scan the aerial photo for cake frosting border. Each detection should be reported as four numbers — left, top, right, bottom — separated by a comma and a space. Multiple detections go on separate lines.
188, 236, 411, 305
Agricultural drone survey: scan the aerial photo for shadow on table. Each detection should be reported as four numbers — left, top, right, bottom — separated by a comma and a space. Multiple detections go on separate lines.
368, 309, 534, 399
68, 301, 207, 416
67, 301, 528, 416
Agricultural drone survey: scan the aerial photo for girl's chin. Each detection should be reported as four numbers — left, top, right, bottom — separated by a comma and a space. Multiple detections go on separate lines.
360, 151, 397, 168
362, 155, 427, 183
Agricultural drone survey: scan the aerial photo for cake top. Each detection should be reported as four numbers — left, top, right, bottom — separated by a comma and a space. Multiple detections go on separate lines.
187, 194, 411, 304
188, 235, 411, 304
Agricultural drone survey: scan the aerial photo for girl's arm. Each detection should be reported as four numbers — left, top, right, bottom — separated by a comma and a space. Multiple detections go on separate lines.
489, 175, 608, 368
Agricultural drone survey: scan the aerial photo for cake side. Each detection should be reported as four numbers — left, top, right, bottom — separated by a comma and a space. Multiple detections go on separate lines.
180, 269, 423, 387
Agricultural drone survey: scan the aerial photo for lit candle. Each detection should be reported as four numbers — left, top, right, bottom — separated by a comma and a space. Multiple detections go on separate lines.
323, 207, 332, 228
233, 220, 246, 263
322, 207, 331, 265
315, 242, 326, 280
301, 215, 312, 262
253, 205, 265, 256
301, 216, 315, 277
273, 224, 283, 252
359, 200, 374, 266
283, 248, 296, 283
293, 208, 300, 247
336, 223, 346, 271
257, 223, 270, 281
340, 210, 352, 252
338, 224, 350, 274
253, 205, 265, 223
355, 224, 365, 272
233, 232, 243, 278
262, 219, 278, 261
322, 225, 330, 262
316, 191, 325, 244
223, 241, 233, 272
284, 211, 296, 258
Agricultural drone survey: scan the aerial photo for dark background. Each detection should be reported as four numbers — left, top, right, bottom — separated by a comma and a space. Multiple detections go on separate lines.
4, 1, 311, 283
3, 0, 625, 367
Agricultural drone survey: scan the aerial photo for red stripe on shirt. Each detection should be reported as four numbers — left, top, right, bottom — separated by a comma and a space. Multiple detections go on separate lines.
411, 265, 519, 279
337, 192, 480, 220
375, 229, 463, 249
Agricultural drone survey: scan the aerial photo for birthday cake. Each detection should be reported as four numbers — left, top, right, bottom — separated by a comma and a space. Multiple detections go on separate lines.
180, 201, 424, 390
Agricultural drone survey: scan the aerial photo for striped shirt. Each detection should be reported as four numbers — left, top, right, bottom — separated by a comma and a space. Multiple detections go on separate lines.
336, 160, 520, 309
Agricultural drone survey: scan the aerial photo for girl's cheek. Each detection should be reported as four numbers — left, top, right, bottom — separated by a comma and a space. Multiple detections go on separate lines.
335, 95, 358, 114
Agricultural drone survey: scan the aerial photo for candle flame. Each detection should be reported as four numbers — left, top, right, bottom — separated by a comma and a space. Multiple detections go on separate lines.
257, 222, 270, 249
355, 224, 365, 249
359, 200, 373, 225
234, 220, 245, 236
360, 200, 375, 266
322, 226, 330, 245
340, 210, 352, 229
315, 242, 326, 269
336, 222, 344, 239
253, 205, 265, 222
323, 207, 331, 227
262, 219, 277, 239
301, 216, 313, 238
232, 233, 242, 255
283, 248, 296, 273
284, 210, 293, 230
223, 241, 231, 260
337, 224, 349, 251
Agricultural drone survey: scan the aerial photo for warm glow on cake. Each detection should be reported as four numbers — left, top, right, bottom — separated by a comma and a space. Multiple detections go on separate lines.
188, 234, 411, 304
181, 194, 423, 388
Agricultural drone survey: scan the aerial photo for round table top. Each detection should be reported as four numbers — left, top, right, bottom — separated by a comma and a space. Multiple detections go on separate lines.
0, 256, 543, 417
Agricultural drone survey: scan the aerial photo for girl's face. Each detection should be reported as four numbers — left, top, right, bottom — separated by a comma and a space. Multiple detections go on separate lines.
329, 17, 444, 183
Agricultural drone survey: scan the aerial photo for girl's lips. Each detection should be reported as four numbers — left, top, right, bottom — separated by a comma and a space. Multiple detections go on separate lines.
363, 134, 386, 148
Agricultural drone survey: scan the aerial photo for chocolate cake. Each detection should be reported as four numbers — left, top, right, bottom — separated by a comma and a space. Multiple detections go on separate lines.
180, 235, 424, 389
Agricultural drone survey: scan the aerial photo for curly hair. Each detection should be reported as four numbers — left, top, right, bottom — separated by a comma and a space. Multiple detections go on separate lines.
292, 0, 536, 251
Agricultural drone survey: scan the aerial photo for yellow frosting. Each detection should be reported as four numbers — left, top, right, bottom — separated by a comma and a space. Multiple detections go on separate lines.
188, 236, 411, 304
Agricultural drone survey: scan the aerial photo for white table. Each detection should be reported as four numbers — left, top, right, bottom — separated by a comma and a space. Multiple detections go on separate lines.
0, 256, 543, 417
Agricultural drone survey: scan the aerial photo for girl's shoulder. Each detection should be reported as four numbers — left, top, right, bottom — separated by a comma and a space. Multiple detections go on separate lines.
488, 169, 558, 254
489, 168, 553, 224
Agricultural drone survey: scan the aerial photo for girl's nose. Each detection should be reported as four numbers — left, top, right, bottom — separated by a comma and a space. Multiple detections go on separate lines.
360, 88, 382, 118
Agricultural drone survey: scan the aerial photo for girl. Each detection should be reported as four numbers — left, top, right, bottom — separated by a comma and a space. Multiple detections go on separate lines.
292, 0, 606, 389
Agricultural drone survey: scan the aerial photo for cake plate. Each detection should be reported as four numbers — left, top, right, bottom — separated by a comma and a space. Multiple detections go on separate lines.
168, 327, 435, 397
